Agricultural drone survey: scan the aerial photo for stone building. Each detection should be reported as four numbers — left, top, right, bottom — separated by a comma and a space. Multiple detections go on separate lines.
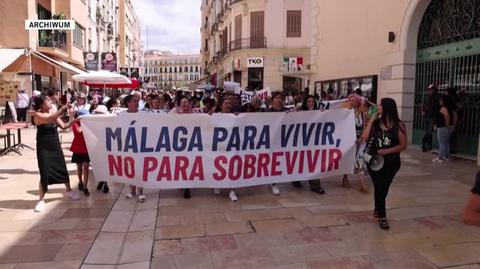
143, 51, 202, 90
201, 0, 480, 156
118, 0, 143, 69
201, 0, 314, 92
0, 0, 88, 102
309, 0, 480, 155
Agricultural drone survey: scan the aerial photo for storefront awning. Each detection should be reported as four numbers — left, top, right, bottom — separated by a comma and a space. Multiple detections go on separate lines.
2, 49, 85, 75
32, 51, 86, 74
0, 49, 27, 72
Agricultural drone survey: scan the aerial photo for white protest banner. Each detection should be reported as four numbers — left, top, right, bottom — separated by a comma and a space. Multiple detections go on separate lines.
224, 81, 242, 94
256, 87, 272, 100
81, 109, 356, 189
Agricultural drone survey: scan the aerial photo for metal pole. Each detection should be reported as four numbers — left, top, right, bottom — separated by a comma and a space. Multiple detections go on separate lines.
28, 48, 34, 95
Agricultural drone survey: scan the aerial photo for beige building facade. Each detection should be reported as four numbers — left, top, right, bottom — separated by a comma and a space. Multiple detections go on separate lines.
309, 0, 480, 155
0, 0, 88, 102
118, 0, 142, 69
201, 0, 314, 92
86, 0, 119, 54
143, 51, 202, 89
0, 0, 143, 106
201, 0, 479, 155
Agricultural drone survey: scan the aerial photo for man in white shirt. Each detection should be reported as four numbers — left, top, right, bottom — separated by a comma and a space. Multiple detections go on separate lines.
16, 89, 29, 121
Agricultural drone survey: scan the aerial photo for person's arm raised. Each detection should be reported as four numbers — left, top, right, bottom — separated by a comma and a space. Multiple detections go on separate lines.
56, 117, 77, 130
33, 105, 68, 125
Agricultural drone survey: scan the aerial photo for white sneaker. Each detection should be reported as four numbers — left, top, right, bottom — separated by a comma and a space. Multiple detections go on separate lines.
126, 193, 135, 199
34, 200, 45, 212
432, 157, 444, 163
229, 190, 238, 202
214, 188, 221, 195
138, 195, 146, 203
66, 191, 80, 200
271, 184, 280, 195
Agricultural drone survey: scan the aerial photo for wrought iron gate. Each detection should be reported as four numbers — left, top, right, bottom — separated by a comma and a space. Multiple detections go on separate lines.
413, 0, 480, 156
413, 40, 480, 156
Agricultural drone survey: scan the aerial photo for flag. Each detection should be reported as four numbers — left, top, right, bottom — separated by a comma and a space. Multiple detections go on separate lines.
282, 57, 289, 72
297, 57, 303, 71
289, 57, 297, 72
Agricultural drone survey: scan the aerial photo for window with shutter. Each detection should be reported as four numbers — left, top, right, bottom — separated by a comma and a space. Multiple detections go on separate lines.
233, 15, 242, 50
250, 11, 265, 48
287, 10, 301, 38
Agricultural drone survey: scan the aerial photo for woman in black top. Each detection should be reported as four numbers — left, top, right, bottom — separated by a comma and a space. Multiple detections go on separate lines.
32, 94, 80, 212
361, 98, 407, 230
433, 94, 455, 162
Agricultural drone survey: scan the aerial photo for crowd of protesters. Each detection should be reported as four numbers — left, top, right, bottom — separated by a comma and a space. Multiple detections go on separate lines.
23, 84, 480, 229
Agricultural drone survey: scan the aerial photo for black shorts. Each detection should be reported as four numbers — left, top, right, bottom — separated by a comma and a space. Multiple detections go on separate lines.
71, 153, 90, 164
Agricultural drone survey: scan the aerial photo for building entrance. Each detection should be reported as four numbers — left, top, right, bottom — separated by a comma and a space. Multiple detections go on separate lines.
413, 0, 480, 156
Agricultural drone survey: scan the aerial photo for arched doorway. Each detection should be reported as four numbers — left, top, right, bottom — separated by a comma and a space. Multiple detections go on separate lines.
412, 0, 480, 156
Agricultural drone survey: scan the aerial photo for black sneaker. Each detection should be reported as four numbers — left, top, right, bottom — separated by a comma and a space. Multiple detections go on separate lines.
183, 189, 191, 199
83, 188, 90, 197
378, 218, 390, 230
103, 183, 109, 194
96, 182, 104, 191
78, 182, 84, 191
311, 187, 325, 194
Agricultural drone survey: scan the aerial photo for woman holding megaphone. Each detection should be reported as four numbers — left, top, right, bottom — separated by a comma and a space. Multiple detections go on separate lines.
361, 98, 407, 230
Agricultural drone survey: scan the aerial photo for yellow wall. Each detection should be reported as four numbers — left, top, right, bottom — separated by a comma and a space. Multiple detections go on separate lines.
310, 0, 431, 141
311, 0, 410, 82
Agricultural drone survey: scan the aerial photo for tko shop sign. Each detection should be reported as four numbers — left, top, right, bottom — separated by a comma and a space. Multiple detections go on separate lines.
247, 57, 264, 68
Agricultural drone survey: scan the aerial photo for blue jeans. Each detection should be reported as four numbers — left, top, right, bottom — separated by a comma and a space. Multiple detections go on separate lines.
437, 127, 451, 160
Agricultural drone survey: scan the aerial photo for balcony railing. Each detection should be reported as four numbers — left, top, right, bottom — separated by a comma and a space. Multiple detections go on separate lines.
38, 30, 67, 51
229, 37, 267, 51
211, 22, 218, 33
217, 50, 227, 58
216, 13, 223, 23
107, 24, 113, 39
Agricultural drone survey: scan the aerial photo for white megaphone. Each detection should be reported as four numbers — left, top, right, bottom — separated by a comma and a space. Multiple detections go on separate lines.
363, 153, 384, 171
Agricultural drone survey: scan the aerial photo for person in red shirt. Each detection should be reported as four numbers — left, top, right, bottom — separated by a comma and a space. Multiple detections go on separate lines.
70, 109, 91, 196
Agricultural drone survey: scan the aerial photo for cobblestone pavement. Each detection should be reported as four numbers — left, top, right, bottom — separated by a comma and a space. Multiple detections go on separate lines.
0, 127, 479, 269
